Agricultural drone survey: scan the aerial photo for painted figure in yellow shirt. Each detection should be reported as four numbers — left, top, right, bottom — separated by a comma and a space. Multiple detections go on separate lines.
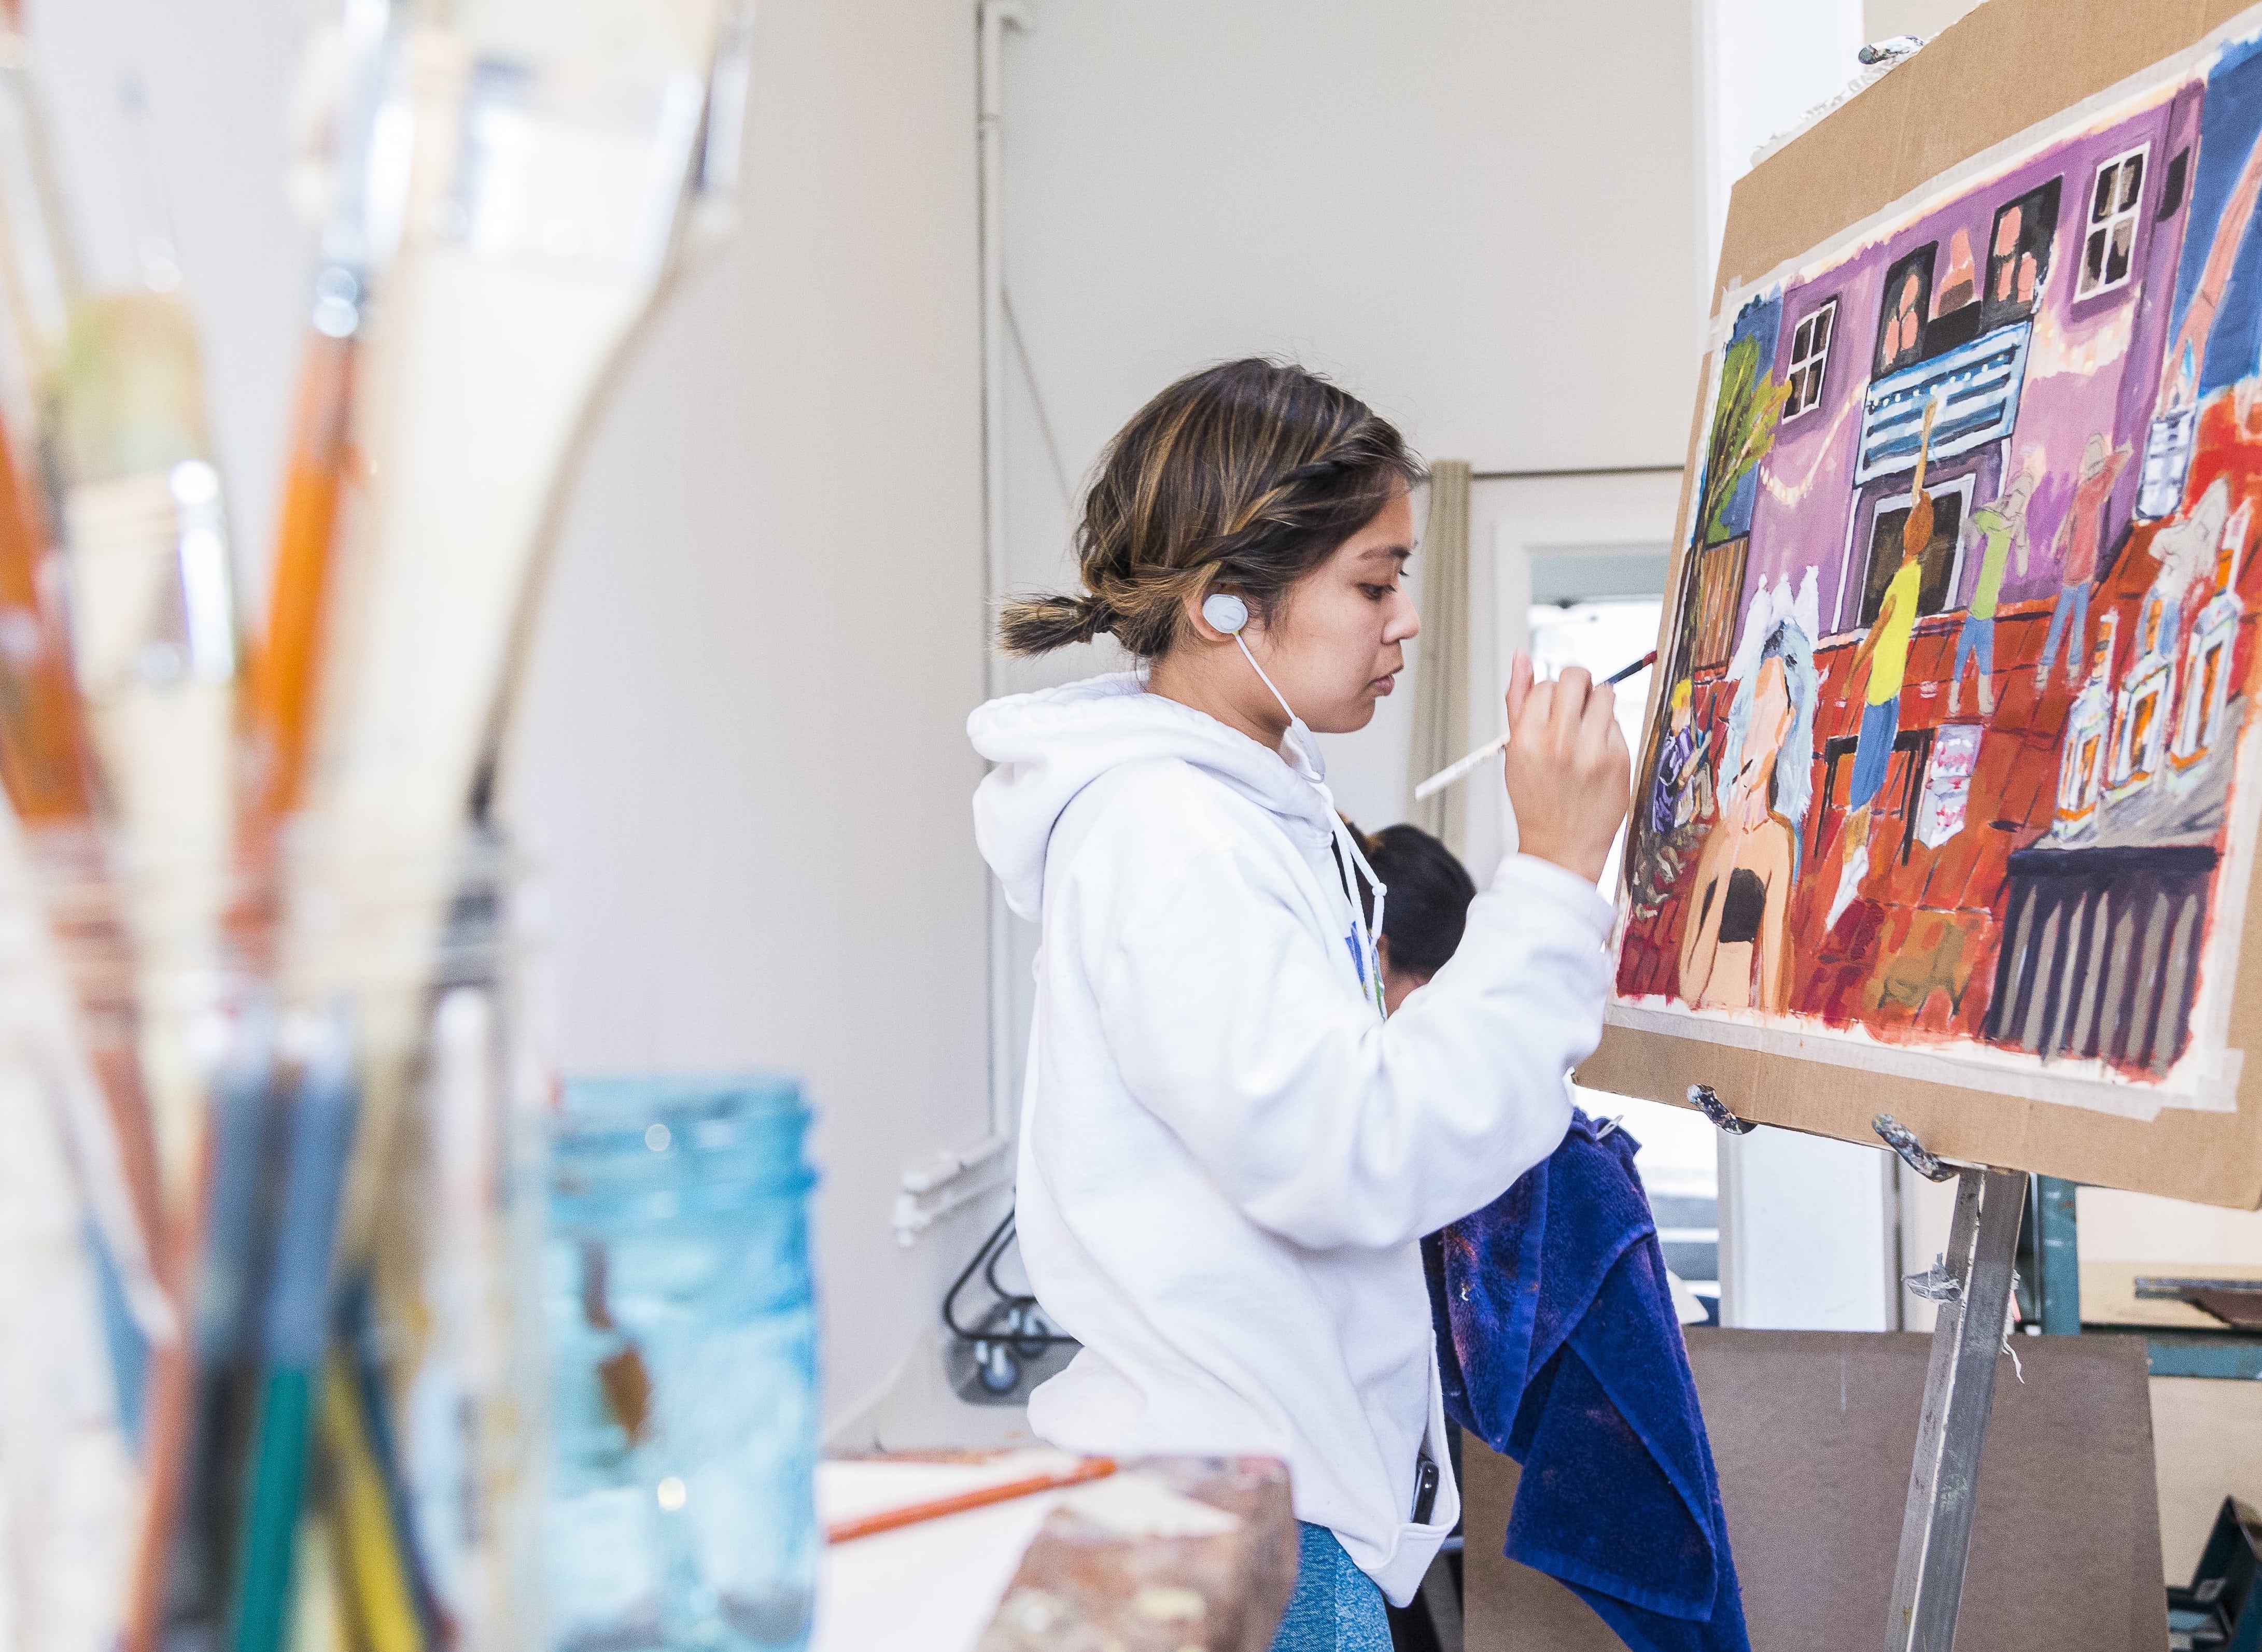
1829, 398, 1938, 929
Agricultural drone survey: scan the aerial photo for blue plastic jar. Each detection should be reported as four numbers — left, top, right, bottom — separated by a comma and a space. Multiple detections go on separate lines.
541, 1076, 818, 1652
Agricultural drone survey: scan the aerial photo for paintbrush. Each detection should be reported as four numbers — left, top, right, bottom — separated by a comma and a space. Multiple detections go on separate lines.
208, 11, 754, 1643
1413, 648, 1656, 801
825, 1458, 1119, 1546
244, 0, 398, 831
0, 26, 227, 1652
0, 0, 171, 1276
270, 0, 754, 1283
229, 1015, 361, 1652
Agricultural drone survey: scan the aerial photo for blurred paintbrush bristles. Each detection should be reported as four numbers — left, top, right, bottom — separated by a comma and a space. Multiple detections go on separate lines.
0, 5, 751, 1652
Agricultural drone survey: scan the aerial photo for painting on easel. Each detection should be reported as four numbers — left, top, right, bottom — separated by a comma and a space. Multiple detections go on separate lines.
1614, 20, 2262, 1121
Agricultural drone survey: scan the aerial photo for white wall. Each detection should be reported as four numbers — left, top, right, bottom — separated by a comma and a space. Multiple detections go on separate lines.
992, 0, 1704, 833
25, 0, 1002, 1420
504, 0, 996, 1417
1863, 0, 1989, 48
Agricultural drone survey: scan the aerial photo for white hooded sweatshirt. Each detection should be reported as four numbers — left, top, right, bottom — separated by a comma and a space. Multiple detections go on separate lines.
967, 672, 1614, 1606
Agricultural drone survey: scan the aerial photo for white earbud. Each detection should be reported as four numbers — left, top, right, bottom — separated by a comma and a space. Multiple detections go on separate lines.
1203, 592, 1249, 636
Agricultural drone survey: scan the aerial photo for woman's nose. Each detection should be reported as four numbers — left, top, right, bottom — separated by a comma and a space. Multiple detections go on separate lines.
1388, 595, 1420, 644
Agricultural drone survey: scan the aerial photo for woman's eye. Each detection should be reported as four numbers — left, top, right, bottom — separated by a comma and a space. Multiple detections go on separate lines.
1361, 584, 1393, 601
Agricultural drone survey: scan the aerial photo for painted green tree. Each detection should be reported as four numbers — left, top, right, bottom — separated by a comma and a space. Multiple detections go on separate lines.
1698, 333, 1790, 547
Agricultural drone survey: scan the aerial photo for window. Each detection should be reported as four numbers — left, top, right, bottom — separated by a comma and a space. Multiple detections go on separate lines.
2156, 148, 2189, 221
1875, 245, 1935, 376
2077, 146, 2147, 299
1982, 178, 2061, 329
1856, 477, 1974, 629
1783, 299, 1836, 419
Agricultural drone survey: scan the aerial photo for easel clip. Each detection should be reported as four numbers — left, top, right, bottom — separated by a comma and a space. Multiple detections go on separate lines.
1688, 1083, 1755, 1135
1873, 1112, 1954, 1183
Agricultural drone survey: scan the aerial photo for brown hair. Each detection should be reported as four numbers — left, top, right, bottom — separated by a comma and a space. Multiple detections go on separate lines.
997, 358, 1422, 658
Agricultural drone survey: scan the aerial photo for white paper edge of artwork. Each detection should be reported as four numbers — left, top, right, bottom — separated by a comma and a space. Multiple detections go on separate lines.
1615, 7, 2262, 1119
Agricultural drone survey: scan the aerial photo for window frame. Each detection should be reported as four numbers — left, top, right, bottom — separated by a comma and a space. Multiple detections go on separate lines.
1875, 244, 1936, 377
1782, 296, 1838, 421
1982, 177, 2061, 328
2076, 144, 2149, 301
1850, 473, 1979, 631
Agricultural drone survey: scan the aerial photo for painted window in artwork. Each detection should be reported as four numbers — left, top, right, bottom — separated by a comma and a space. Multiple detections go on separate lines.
2077, 146, 2147, 299
1857, 487, 1968, 627
2155, 147, 2189, 221
1983, 178, 2061, 329
1691, 537, 1749, 668
1783, 300, 1836, 419
1875, 245, 1934, 375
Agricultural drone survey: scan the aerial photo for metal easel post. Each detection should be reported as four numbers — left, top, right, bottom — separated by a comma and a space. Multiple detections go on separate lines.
2033, 1176, 2081, 1336
1885, 1161, 2027, 1652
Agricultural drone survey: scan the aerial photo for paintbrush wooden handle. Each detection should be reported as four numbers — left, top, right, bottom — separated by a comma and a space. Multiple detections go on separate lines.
247, 330, 356, 822
825, 1457, 1117, 1545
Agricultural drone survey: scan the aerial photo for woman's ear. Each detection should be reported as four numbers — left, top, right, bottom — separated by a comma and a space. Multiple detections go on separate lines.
1186, 587, 1231, 644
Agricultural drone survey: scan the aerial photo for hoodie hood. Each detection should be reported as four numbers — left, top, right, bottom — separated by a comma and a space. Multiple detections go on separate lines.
968, 672, 1341, 919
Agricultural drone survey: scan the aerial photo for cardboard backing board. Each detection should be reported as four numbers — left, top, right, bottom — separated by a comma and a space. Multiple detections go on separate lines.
1463, 1328, 2168, 1651
1583, 0, 2262, 1209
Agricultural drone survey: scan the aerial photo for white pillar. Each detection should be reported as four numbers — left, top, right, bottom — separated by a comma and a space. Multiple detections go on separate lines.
1719, 1127, 1902, 1330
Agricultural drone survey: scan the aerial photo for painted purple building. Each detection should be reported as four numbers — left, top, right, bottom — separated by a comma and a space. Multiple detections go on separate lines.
1709, 81, 2205, 649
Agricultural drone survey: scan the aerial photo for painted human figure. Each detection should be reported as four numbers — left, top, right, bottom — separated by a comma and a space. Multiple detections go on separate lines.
1948, 450, 2042, 717
1829, 400, 1938, 929
1678, 620, 1813, 1012
1650, 679, 1702, 835
2034, 432, 2134, 691
2145, 475, 2232, 656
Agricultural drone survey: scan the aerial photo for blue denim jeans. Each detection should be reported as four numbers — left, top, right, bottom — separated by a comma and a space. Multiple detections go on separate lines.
1270, 1523, 1391, 1652
1848, 696, 1900, 812
1952, 612, 1993, 684
2037, 580, 2090, 681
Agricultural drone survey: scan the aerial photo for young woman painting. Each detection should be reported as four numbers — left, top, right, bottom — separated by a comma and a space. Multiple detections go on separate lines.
968, 359, 1629, 1650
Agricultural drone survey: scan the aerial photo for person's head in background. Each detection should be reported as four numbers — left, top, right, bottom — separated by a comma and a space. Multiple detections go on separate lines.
996, 358, 1424, 753
1351, 822, 1478, 1013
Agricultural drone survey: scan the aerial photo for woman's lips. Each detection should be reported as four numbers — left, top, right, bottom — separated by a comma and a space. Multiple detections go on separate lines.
1371, 674, 1397, 696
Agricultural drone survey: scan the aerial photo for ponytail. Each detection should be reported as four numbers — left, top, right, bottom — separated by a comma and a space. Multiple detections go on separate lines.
997, 591, 1113, 657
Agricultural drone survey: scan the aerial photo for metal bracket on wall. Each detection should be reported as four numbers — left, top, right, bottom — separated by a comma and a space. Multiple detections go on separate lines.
892, 1134, 1012, 1247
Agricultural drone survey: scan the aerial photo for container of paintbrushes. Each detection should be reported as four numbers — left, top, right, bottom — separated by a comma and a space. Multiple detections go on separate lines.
539, 1076, 820, 1652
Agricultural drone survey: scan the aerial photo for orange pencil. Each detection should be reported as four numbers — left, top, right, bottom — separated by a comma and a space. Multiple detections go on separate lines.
825, 1457, 1117, 1545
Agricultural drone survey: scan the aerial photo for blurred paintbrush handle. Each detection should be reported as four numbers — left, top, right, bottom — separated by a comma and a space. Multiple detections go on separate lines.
247, 328, 356, 823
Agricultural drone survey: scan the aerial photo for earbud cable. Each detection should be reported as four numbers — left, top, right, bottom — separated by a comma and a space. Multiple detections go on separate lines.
1233, 632, 1387, 1016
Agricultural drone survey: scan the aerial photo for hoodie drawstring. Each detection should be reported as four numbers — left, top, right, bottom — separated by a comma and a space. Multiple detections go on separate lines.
1326, 806, 1387, 1020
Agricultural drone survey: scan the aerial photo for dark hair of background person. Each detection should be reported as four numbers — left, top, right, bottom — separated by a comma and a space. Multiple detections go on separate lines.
1348, 822, 1478, 978
996, 358, 1426, 659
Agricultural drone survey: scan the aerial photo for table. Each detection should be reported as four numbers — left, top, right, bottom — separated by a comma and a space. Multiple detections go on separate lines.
814, 1452, 1296, 1652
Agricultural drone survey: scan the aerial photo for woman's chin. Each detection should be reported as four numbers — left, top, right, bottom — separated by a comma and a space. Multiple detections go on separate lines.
1314, 701, 1381, 735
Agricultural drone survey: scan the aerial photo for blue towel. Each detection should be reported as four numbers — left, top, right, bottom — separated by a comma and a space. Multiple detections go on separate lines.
1423, 1110, 1748, 1652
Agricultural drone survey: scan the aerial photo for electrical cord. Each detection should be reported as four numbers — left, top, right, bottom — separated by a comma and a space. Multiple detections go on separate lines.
943, 1206, 1077, 1395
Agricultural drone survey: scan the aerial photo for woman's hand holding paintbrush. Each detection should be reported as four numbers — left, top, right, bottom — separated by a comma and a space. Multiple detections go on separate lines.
1499, 648, 1634, 886
1411, 647, 1640, 884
